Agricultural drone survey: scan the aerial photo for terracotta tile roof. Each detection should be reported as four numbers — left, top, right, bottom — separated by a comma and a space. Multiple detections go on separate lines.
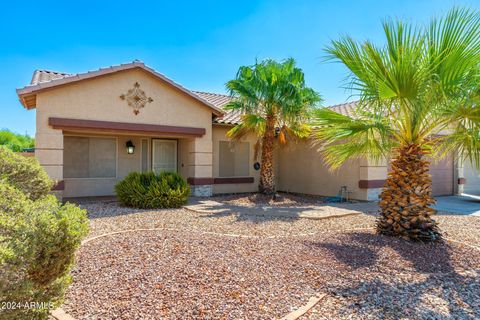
192, 91, 231, 108
211, 99, 362, 125
214, 108, 243, 125
24, 63, 363, 126
192, 91, 243, 125
328, 100, 359, 117
17, 61, 223, 116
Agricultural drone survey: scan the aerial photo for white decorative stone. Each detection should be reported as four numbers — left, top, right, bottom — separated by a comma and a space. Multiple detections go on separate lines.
191, 185, 213, 197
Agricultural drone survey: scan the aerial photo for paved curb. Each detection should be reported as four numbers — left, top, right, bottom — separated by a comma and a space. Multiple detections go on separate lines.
281, 293, 326, 320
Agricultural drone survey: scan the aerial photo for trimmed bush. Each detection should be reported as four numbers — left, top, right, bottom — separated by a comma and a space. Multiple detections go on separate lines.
115, 171, 190, 209
0, 146, 53, 200
0, 182, 89, 320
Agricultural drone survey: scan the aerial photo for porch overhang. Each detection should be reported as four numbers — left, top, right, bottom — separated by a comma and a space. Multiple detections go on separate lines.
48, 117, 206, 137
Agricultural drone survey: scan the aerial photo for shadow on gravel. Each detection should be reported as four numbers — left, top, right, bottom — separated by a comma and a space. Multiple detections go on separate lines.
196, 202, 303, 223
189, 196, 373, 224
315, 242, 378, 269
307, 232, 480, 319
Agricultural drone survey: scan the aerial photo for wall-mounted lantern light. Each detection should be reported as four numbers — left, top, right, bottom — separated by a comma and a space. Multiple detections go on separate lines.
126, 140, 135, 154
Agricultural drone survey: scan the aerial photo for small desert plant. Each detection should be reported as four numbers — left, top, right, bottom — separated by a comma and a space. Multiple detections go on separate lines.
0, 182, 89, 320
0, 146, 53, 200
115, 171, 190, 209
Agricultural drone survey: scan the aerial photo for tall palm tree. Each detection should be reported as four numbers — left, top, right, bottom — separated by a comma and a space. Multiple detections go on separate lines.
313, 7, 480, 241
225, 58, 321, 194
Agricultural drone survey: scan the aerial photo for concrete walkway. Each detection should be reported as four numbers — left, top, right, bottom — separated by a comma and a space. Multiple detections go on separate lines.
185, 198, 378, 220
433, 194, 480, 216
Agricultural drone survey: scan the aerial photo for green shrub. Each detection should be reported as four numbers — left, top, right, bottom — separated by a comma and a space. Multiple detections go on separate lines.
0, 182, 89, 320
115, 171, 190, 209
0, 146, 53, 200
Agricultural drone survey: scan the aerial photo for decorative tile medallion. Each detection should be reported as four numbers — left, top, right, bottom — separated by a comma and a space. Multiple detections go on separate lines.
120, 82, 153, 115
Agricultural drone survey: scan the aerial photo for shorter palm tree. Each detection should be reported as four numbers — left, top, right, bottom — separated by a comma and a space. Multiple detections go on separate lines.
225, 58, 321, 194
313, 7, 480, 241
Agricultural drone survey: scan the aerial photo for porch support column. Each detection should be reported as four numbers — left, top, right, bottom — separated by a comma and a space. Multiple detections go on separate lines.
358, 158, 388, 201
35, 131, 64, 198
187, 138, 213, 197
454, 153, 465, 195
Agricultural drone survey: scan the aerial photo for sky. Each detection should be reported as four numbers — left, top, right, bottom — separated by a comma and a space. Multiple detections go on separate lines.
1, 0, 478, 136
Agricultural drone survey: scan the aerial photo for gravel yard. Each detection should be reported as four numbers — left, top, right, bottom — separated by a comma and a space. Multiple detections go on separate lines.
63, 200, 480, 319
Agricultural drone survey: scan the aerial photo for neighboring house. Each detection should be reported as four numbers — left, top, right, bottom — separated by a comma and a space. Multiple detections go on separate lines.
16, 61, 471, 200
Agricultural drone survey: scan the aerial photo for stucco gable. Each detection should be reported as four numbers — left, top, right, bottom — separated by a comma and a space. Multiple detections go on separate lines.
17, 61, 223, 116
33, 68, 218, 131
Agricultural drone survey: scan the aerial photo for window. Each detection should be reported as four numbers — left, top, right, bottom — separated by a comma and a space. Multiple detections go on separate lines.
64, 137, 116, 178
219, 141, 249, 177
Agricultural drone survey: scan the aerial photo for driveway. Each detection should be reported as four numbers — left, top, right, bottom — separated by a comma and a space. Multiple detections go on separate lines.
433, 194, 480, 216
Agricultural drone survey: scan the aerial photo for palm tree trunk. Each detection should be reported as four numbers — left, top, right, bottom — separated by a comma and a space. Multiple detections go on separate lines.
377, 144, 441, 242
259, 116, 276, 194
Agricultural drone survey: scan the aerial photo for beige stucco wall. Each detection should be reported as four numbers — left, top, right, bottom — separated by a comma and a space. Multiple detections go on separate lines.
277, 139, 384, 200
212, 125, 260, 194
35, 68, 215, 197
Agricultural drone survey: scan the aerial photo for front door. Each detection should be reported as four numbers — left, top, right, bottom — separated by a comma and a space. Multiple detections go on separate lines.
152, 139, 177, 173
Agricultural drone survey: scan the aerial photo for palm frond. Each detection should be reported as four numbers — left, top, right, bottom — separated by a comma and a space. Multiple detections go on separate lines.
227, 114, 266, 141
225, 58, 321, 145
312, 108, 396, 169
320, 6, 480, 167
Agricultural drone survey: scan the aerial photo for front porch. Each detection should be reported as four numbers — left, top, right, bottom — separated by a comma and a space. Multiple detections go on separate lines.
37, 117, 214, 198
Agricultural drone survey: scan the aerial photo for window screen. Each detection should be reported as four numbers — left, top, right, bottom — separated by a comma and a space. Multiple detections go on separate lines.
219, 141, 249, 177
64, 137, 116, 178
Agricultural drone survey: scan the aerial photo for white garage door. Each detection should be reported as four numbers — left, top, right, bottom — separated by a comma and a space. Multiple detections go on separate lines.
464, 160, 480, 195
429, 156, 454, 196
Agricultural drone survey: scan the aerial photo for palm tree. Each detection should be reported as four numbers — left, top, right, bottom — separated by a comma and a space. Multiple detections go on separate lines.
313, 7, 480, 241
225, 58, 321, 194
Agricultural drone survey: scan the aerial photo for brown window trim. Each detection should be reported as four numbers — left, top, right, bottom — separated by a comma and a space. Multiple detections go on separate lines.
187, 177, 254, 185
187, 177, 214, 185
214, 177, 254, 184
358, 179, 386, 189
49, 117, 206, 137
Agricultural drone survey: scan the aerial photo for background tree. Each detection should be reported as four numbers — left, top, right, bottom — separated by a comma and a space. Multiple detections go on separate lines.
225, 58, 321, 194
313, 7, 480, 241
0, 129, 34, 152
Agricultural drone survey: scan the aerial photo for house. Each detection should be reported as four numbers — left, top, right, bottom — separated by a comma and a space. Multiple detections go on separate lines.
16, 61, 471, 200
